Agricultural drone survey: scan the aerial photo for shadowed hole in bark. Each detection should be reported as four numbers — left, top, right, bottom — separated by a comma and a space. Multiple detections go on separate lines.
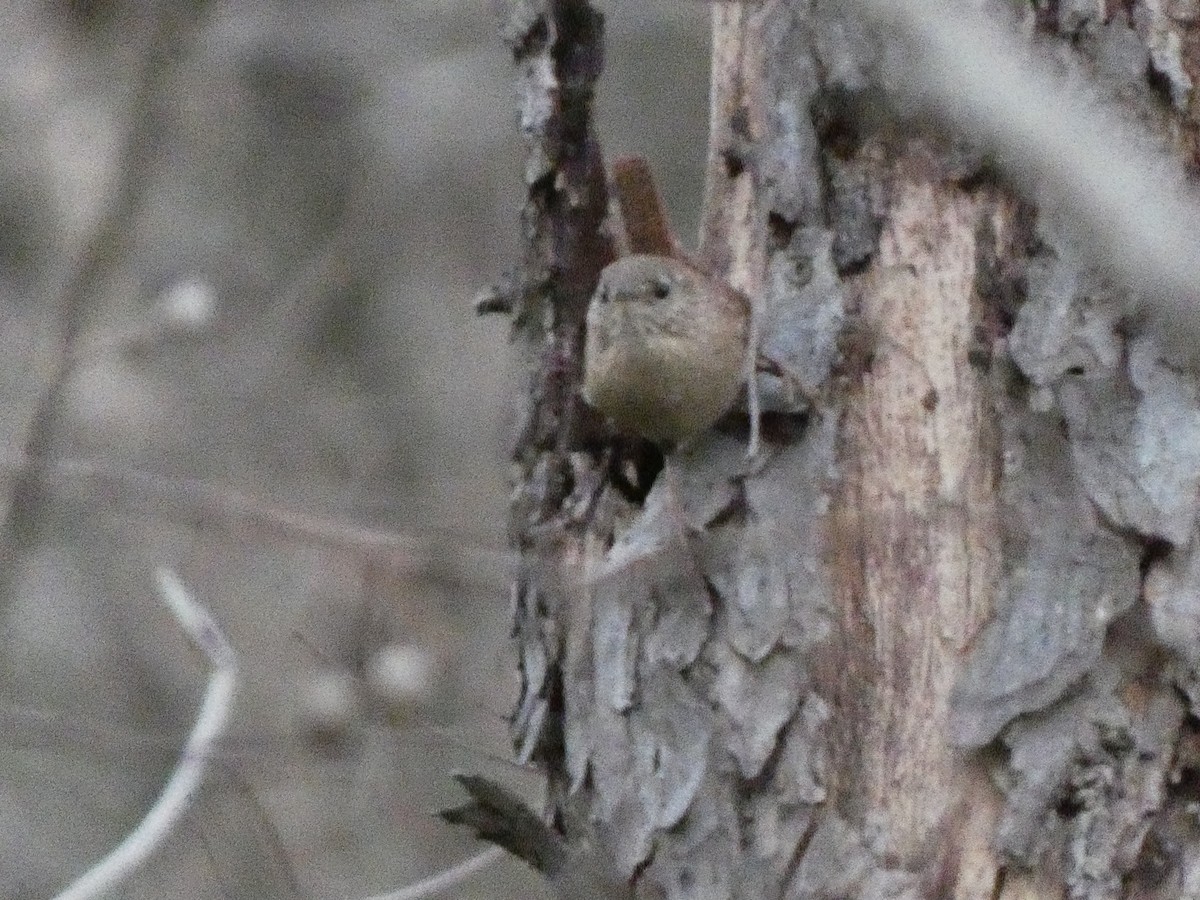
547, 455, 576, 511
715, 403, 811, 449
810, 85, 874, 161
510, 14, 549, 60
759, 409, 813, 445
730, 104, 751, 140
534, 663, 568, 768
967, 346, 992, 371
606, 439, 663, 505
528, 170, 560, 213
549, 1, 603, 75
767, 212, 797, 253
835, 252, 874, 278
722, 106, 752, 178
722, 148, 746, 179
955, 159, 1004, 193
1146, 59, 1176, 109
1054, 788, 1085, 820
1168, 765, 1200, 802
1139, 536, 1172, 579
990, 867, 1007, 900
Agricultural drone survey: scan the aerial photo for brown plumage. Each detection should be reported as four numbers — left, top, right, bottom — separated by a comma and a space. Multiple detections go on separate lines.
583, 254, 751, 447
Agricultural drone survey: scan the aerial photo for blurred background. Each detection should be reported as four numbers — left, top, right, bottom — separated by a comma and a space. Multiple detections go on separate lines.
0, 0, 716, 897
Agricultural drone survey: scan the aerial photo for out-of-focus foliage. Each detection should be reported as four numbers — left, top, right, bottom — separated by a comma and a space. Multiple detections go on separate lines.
0, 1, 710, 897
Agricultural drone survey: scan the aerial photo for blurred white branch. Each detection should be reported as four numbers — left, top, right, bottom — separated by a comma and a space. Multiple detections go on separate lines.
859, 0, 1200, 339
52, 569, 237, 900
358, 846, 505, 900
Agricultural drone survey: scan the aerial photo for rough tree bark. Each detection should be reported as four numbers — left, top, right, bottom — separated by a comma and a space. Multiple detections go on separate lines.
487, 1, 1200, 898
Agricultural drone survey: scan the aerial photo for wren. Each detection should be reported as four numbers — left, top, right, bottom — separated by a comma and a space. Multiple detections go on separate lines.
582, 253, 752, 449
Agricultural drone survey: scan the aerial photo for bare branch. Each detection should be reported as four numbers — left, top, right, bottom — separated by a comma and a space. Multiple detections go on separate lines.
0, 0, 212, 595
51, 569, 236, 900
356, 847, 505, 900
0, 451, 513, 582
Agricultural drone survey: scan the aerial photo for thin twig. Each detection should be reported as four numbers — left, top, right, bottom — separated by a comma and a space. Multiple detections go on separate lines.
357, 847, 505, 900
52, 569, 237, 900
0, 451, 514, 581
0, 0, 211, 601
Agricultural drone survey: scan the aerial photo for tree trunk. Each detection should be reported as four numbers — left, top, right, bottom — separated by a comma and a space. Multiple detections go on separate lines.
493, 1, 1200, 898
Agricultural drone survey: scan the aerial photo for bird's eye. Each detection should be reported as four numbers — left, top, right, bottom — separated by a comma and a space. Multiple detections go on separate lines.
596, 285, 610, 304
651, 278, 671, 300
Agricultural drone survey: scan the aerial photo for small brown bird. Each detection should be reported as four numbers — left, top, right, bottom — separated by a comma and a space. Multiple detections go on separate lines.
583, 254, 752, 448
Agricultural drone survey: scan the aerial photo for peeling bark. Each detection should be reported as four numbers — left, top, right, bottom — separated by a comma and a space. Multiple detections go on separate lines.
826, 169, 1006, 866
492, 1, 1200, 899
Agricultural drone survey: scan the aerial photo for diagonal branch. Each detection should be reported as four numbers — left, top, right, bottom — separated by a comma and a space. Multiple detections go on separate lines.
0, 1, 212, 595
